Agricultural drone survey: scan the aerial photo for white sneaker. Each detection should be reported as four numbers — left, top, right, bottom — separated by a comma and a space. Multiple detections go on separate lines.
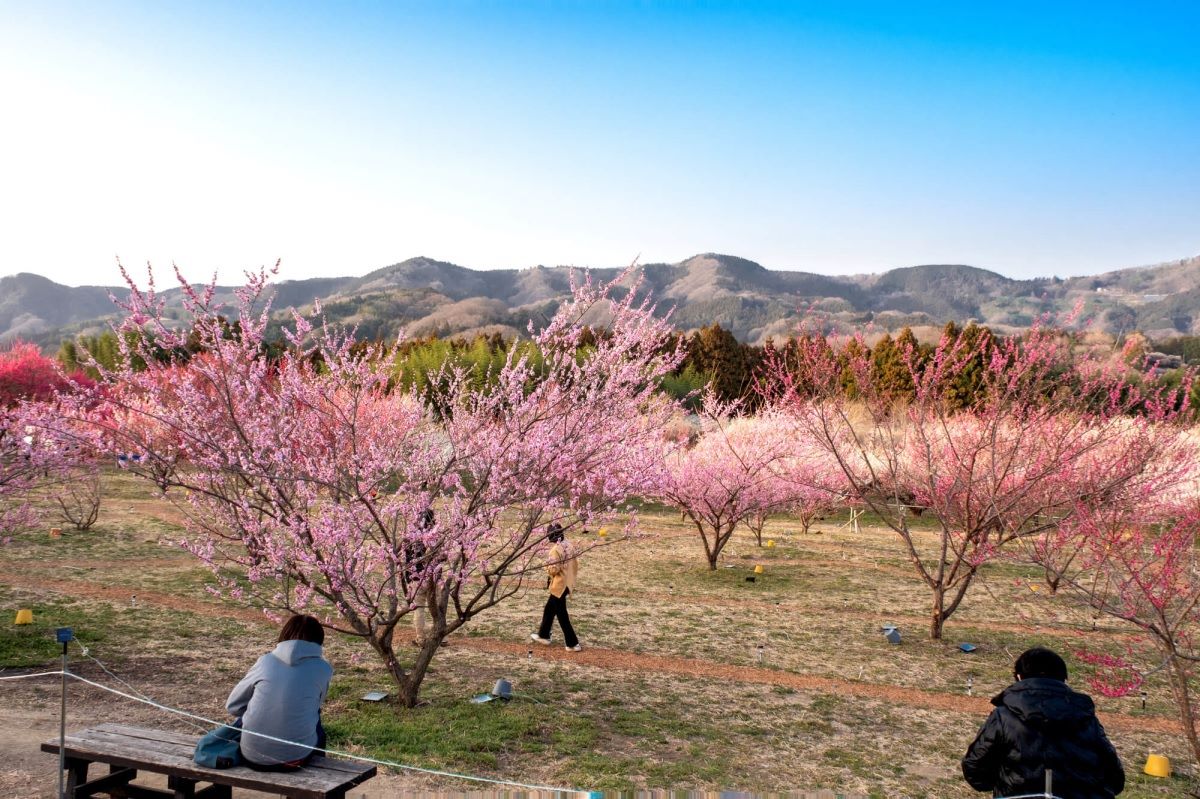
530, 633, 551, 645
565, 644, 582, 652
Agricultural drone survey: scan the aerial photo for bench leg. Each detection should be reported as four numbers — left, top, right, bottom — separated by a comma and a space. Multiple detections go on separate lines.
64, 757, 89, 797
107, 763, 136, 799
167, 775, 196, 798
67, 764, 138, 798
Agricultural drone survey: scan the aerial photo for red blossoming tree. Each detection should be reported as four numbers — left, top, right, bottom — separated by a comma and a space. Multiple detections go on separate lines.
1, 340, 89, 406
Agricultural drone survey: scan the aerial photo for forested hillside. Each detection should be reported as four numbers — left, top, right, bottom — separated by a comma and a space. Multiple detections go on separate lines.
4, 252, 1199, 348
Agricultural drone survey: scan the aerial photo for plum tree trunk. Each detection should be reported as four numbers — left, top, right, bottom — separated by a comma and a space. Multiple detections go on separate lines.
699, 520, 736, 570
374, 628, 442, 708
930, 587, 946, 640
748, 515, 766, 547
924, 569, 978, 640
1163, 646, 1200, 765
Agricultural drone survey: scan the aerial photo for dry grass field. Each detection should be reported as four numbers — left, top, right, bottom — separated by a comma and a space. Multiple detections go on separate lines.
1, 470, 1195, 798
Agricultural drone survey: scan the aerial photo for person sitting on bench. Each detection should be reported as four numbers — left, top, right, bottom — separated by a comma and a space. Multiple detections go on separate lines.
227, 614, 333, 770
961, 646, 1124, 799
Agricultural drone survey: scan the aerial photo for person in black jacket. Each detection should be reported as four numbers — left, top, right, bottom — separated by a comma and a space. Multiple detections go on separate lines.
962, 647, 1124, 798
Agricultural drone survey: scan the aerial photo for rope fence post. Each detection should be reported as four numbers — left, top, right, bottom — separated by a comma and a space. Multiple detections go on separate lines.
56, 627, 73, 799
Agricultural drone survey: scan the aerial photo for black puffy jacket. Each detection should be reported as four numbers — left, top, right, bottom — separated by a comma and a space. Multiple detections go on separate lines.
961, 677, 1124, 798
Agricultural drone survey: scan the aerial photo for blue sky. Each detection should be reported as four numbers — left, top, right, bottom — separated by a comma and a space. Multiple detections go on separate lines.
1, 1, 1197, 285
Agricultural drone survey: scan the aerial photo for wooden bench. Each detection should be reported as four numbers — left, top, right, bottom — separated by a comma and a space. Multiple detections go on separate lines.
43, 723, 376, 799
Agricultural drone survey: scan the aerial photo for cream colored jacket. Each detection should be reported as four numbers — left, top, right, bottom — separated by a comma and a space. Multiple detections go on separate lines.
547, 541, 579, 598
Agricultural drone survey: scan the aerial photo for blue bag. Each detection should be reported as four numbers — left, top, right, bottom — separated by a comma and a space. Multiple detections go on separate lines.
194, 724, 243, 769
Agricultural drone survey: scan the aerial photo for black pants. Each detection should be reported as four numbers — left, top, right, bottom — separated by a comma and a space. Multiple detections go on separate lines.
538, 588, 578, 647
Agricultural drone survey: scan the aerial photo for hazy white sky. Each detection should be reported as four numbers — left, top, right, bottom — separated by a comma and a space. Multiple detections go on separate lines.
2, 1, 1198, 286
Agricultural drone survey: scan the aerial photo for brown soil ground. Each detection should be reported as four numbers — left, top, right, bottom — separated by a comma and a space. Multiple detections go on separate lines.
2, 498, 1191, 798
0, 568, 1171, 737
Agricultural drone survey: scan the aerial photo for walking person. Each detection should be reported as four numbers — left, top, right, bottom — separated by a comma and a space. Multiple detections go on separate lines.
962, 646, 1124, 798
530, 523, 581, 651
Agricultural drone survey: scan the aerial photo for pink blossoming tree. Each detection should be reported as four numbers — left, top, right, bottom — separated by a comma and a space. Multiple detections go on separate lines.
777, 423, 853, 537
68, 264, 682, 706
656, 403, 799, 569
768, 323, 1192, 639
0, 406, 49, 540
742, 419, 850, 543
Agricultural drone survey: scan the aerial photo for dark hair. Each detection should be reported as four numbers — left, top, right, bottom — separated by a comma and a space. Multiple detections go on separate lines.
547, 523, 565, 543
278, 614, 324, 646
419, 508, 435, 530
1014, 647, 1067, 681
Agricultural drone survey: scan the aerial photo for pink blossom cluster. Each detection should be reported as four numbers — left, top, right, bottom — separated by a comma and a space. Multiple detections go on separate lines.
1072, 650, 1145, 699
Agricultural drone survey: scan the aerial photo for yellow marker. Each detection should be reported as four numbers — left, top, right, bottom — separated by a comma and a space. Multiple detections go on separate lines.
597, 527, 608, 538
766, 540, 775, 548
754, 564, 764, 574
14, 608, 33, 625
1143, 753, 1170, 778
1029, 584, 1039, 593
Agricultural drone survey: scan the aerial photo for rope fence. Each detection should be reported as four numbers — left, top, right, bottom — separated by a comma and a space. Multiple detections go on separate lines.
0, 668, 589, 796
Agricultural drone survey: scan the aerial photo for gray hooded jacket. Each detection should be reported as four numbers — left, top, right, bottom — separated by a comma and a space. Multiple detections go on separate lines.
226, 639, 333, 766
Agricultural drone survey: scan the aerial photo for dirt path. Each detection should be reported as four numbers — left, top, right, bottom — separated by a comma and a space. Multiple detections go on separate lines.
36, 557, 191, 572
3, 556, 1135, 643
1, 570, 1172, 736
463, 638, 1177, 735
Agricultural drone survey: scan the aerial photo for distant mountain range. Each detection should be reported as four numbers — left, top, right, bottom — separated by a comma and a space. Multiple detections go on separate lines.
3, 253, 1200, 348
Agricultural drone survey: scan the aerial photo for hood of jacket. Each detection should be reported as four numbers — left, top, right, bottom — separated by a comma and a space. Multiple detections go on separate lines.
992, 677, 1095, 729
271, 639, 325, 666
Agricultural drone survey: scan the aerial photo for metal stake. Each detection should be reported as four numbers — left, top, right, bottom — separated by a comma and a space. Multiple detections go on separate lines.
1044, 768, 1053, 798
58, 637, 68, 799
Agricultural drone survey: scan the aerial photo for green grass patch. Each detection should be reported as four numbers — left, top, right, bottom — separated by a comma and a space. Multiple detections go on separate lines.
325, 677, 597, 773
0, 595, 114, 668
0, 587, 250, 669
